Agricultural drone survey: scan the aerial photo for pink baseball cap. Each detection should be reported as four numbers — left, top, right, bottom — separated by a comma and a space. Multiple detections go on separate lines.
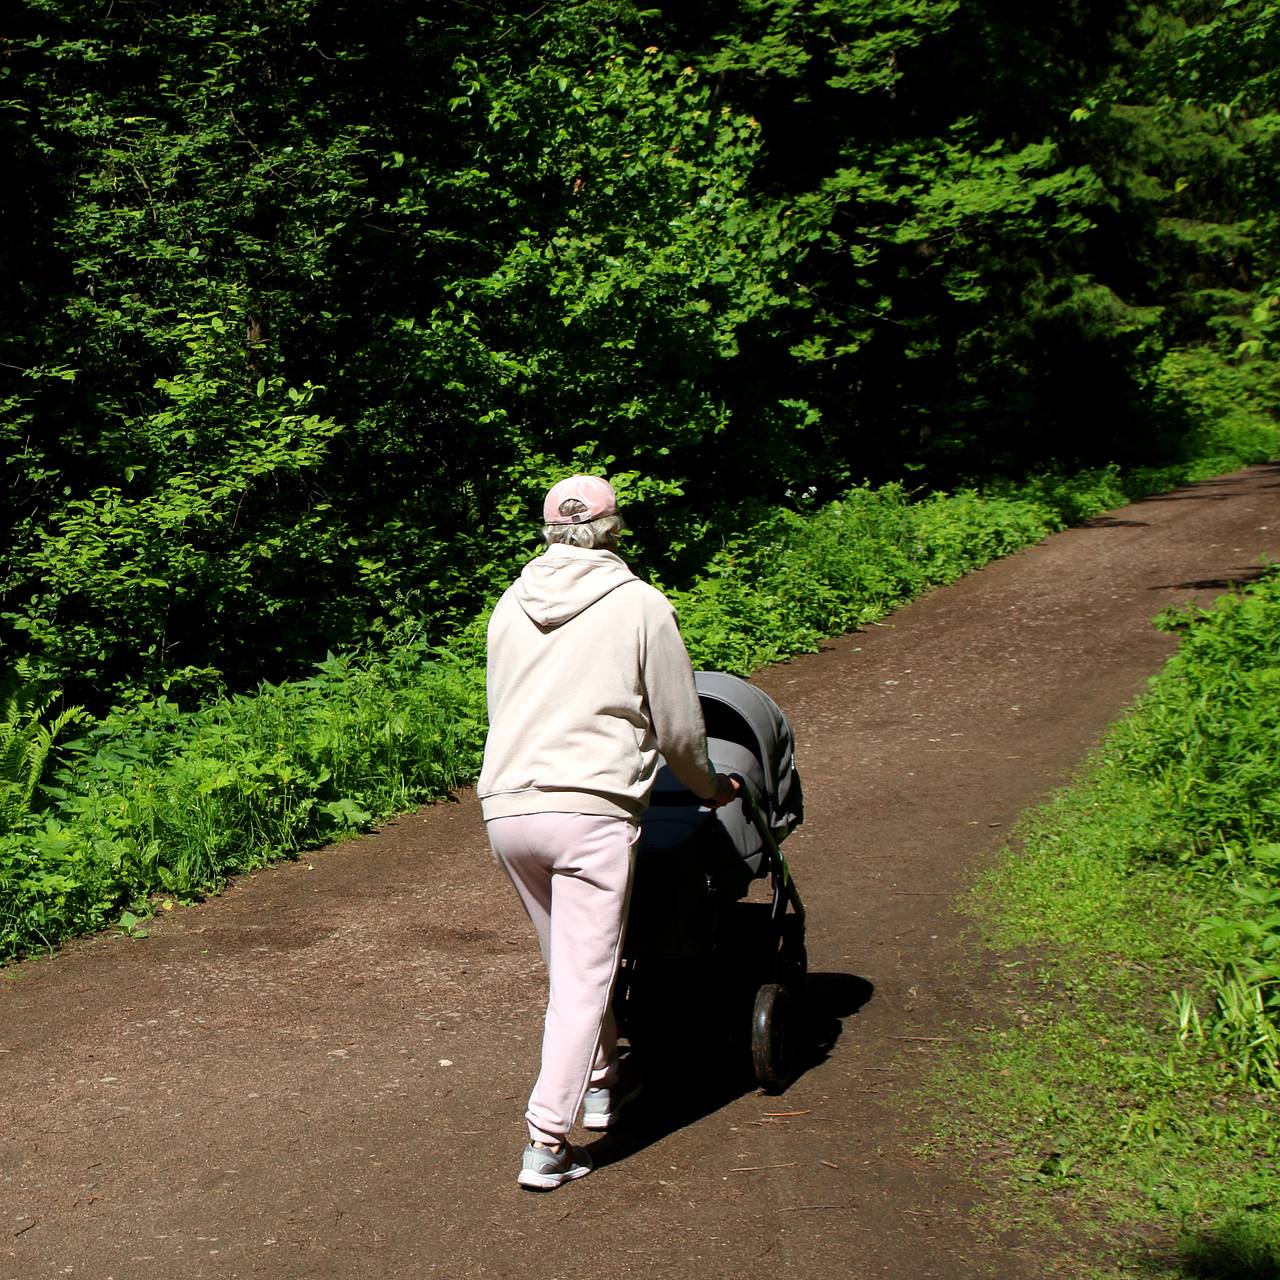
542, 475, 618, 525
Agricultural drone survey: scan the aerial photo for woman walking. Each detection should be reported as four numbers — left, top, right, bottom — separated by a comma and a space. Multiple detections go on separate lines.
479, 475, 736, 1190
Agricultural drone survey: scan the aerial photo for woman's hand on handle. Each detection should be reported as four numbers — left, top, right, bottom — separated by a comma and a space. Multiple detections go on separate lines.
707, 773, 741, 808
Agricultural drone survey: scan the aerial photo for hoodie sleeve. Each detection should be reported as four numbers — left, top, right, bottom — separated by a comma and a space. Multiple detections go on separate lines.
639, 591, 719, 801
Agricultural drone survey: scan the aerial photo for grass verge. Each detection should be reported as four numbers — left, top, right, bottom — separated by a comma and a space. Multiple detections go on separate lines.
930, 571, 1280, 1278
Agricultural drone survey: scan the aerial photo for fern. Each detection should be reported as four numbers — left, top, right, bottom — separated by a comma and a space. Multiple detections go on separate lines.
0, 660, 87, 834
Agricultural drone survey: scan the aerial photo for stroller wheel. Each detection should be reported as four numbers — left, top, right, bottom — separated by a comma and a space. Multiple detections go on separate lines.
751, 981, 793, 1093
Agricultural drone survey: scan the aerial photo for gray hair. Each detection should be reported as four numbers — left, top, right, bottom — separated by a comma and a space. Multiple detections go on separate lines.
542, 497, 625, 549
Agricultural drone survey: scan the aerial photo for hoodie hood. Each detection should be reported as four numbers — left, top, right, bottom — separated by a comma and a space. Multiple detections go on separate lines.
513, 544, 639, 629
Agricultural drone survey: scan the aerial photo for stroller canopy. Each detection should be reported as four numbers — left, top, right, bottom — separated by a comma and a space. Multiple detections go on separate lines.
641, 672, 802, 881
693, 671, 802, 839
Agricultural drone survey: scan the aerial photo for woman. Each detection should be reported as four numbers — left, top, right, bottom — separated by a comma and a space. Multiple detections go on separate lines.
479, 474, 736, 1190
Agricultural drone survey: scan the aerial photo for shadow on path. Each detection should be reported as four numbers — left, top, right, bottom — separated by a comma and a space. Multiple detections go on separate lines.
590, 968, 872, 1169
1148, 563, 1273, 594
1137, 1224, 1280, 1280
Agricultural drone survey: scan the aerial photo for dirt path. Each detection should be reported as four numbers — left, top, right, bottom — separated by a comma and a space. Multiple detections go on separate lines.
4, 464, 1280, 1280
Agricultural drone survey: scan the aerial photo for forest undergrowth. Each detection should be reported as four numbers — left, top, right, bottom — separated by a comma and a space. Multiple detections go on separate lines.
933, 569, 1280, 1278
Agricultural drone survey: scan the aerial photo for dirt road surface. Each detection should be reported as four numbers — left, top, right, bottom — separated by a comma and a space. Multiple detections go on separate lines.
4, 464, 1280, 1280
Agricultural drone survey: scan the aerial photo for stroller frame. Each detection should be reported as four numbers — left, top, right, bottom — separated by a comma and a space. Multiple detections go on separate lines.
736, 778, 807, 1090
738, 775, 806, 955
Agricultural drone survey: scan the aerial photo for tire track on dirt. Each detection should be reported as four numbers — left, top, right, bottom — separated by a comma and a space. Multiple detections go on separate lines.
3, 464, 1279, 1280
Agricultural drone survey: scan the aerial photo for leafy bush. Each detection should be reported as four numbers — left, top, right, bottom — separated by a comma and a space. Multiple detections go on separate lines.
3, 404, 1277, 963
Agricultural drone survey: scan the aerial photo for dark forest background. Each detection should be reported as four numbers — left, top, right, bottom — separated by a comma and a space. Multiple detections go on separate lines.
2, 0, 1276, 703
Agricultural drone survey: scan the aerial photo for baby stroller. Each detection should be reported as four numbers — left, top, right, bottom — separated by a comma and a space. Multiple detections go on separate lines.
621, 672, 807, 1091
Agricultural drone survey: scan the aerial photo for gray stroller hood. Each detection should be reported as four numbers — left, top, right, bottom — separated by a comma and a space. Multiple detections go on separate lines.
695, 671, 801, 836
640, 671, 803, 880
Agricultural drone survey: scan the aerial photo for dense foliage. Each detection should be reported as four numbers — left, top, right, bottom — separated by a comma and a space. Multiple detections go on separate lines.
2, 0, 1276, 701
952, 568, 1280, 1275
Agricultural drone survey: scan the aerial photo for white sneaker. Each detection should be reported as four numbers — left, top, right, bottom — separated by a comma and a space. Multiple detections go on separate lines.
518, 1142, 593, 1191
581, 1069, 643, 1131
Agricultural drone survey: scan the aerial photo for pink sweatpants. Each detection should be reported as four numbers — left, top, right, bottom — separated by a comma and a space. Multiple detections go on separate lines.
486, 812, 639, 1145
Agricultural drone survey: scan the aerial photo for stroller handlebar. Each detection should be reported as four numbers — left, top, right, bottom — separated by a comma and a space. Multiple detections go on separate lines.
728, 771, 760, 821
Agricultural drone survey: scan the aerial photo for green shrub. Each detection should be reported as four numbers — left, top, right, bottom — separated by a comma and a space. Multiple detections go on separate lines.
3, 392, 1278, 962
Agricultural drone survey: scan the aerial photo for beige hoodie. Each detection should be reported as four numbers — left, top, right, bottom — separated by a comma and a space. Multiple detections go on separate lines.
478, 544, 718, 821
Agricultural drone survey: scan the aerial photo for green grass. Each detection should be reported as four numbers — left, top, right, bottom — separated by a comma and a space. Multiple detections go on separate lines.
931, 571, 1280, 1278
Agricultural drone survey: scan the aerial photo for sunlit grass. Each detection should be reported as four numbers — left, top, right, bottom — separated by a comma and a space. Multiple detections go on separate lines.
933, 572, 1280, 1277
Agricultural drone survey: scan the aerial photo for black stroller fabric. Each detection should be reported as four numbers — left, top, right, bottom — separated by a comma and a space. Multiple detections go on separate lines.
627, 672, 802, 958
